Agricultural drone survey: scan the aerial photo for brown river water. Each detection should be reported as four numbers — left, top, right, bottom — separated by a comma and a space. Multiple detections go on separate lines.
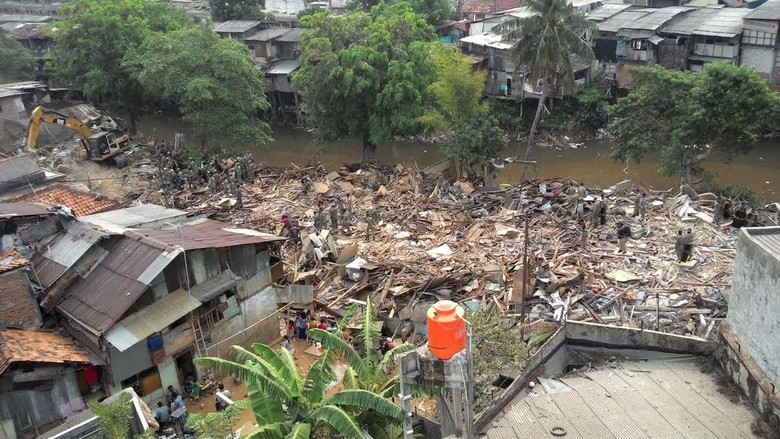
138, 116, 780, 201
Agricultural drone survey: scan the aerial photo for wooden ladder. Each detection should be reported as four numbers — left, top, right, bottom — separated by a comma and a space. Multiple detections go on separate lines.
191, 312, 208, 357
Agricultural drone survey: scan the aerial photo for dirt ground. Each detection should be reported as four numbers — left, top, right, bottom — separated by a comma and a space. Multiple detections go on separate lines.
184, 338, 323, 434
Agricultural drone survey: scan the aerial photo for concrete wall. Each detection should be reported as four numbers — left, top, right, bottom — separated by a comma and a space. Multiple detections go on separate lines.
728, 227, 780, 386
207, 285, 280, 357
565, 321, 715, 355
742, 46, 777, 77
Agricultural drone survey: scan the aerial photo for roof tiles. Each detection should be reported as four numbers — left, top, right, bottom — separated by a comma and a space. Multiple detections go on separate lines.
0, 329, 90, 374
18, 185, 117, 217
0, 248, 28, 274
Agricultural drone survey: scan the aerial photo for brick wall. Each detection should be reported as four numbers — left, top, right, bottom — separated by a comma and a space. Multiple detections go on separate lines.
741, 45, 776, 76
0, 268, 42, 328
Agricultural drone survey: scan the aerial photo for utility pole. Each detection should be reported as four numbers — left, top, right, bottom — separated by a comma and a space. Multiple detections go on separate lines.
520, 211, 529, 339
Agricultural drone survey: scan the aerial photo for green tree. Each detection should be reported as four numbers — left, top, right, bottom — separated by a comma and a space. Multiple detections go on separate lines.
496, 0, 596, 169
406, 0, 454, 23
87, 393, 133, 439
0, 27, 36, 81
209, 0, 270, 21
49, 0, 193, 130
127, 23, 272, 146
195, 336, 404, 438
609, 64, 780, 184
295, 3, 438, 162
187, 400, 249, 438
421, 46, 507, 177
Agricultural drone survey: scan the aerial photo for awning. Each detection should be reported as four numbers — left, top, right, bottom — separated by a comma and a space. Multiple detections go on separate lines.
104, 289, 202, 352
190, 270, 239, 303
648, 35, 664, 45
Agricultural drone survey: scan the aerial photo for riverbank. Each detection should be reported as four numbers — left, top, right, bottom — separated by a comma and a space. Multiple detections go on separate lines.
136, 117, 780, 202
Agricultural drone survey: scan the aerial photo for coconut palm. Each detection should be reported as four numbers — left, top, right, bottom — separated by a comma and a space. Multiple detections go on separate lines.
496, 0, 597, 172
195, 339, 403, 438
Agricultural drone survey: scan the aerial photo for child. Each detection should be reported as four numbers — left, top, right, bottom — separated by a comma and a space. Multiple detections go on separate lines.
283, 335, 295, 355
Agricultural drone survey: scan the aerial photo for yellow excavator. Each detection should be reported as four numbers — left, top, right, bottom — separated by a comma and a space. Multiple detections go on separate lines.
26, 106, 134, 166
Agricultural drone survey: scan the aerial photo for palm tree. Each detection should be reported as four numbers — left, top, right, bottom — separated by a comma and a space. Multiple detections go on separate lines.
195, 340, 403, 438
496, 0, 597, 173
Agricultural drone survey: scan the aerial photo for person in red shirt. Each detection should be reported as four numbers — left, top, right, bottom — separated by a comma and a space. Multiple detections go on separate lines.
318, 318, 328, 330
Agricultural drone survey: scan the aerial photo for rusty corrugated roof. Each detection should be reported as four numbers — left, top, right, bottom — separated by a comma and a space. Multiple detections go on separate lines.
56, 235, 181, 334
137, 218, 285, 250
0, 248, 28, 274
0, 202, 53, 219
29, 221, 106, 288
18, 184, 117, 217
0, 329, 90, 375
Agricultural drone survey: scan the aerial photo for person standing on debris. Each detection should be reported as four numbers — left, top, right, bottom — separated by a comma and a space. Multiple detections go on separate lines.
296, 312, 309, 340
713, 196, 724, 225
235, 189, 243, 209
301, 175, 312, 194
280, 214, 291, 236
578, 184, 587, 199
329, 202, 339, 232
591, 198, 607, 226
313, 203, 325, 231
723, 199, 733, 223
616, 221, 631, 254
681, 228, 694, 262
675, 230, 685, 262
633, 191, 647, 220
574, 200, 585, 222
579, 219, 587, 247
365, 211, 376, 241
732, 202, 748, 228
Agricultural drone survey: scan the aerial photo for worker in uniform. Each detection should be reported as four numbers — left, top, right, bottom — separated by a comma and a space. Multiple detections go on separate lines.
616, 221, 631, 254
713, 197, 724, 225
365, 209, 378, 241
301, 175, 313, 194
680, 228, 694, 262
634, 191, 647, 220
675, 230, 685, 262
329, 203, 339, 232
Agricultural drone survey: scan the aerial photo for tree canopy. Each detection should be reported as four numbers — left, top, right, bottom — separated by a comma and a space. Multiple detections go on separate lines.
609, 63, 780, 184
0, 27, 36, 82
496, 0, 596, 167
406, 0, 454, 23
295, 3, 438, 162
127, 23, 272, 146
209, 0, 270, 21
421, 46, 507, 177
50, 0, 193, 129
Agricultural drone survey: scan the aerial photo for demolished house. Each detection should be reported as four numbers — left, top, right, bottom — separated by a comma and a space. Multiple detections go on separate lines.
21, 204, 286, 404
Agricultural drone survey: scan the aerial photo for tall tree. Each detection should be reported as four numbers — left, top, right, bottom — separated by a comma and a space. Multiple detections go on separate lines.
50, 0, 193, 130
610, 64, 780, 184
420, 46, 507, 177
496, 0, 596, 169
0, 27, 36, 82
209, 0, 270, 21
295, 3, 437, 162
195, 340, 404, 438
126, 23, 272, 146
406, 0, 454, 23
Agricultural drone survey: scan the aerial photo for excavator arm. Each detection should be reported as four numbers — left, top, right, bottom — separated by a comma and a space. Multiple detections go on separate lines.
26, 106, 94, 151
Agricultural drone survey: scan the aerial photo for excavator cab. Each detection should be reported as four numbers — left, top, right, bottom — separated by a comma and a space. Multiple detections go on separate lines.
88, 132, 123, 157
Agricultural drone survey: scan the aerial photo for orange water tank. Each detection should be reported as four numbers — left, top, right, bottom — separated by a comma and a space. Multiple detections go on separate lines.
427, 300, 467, 360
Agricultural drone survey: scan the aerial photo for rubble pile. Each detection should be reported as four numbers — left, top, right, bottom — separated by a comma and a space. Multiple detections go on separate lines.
175, 162, 743, 341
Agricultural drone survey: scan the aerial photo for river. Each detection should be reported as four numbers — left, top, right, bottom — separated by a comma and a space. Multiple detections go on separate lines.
137, 116, 780, 201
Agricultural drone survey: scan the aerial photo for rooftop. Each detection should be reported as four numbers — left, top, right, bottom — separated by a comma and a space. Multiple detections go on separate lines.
0, 202, 52, 219
0, 329, 90, 375
692, 7, 752, 37
213, 20, 262, 33
0, 248, 28, 274
275, 27, 307, 42
620, 6, 693, 32
17, 184, 117, 216
244, 27, 292, 41
746, 0, 780, 20
585, 3, 632, 22
0, 155, 45, 189
460, 32, 515, 50
597, 9, 653, 33
484, 354, 760, 439
461, 0, 524, 14
267, 59, 301, 75
136, 217, 285, 250
81, 203, 188, 233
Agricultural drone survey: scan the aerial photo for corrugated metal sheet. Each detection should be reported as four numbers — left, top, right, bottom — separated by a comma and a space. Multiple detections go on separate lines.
661, 7, 719, 36
137, 218, 285, 250
189, 270, 239, 302
0, 202, 52, 219
745, 227, 780, 257
746, 0, 780, 20
0, 155, 43, 185
619, 7, 693, 32
587, 3, 632, 22
56, 236, 178, 334
0, 370, 85, 434
692, 7, 752, 38
18, 215, 62, 245
598, 10, 653, 33
104, 288, 202, 351
81, 204, 187, 231
244, 27, 291, 41
213, 20, 261, 32
275, 284, 314, 304
31, 221, 105, 288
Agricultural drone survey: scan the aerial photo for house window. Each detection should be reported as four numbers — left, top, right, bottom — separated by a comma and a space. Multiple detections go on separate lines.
120, 365, 162, 397
742, 29, 776, 46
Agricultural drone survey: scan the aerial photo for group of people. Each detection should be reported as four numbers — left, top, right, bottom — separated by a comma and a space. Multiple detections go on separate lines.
153, 140, 256, 208
153, 371, 234, 429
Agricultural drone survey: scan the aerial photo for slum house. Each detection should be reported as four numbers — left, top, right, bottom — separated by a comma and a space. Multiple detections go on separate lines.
33, 211, 286, 403
589, 7, 654, 83
0, 329, 93, 438
460, 0, 523, 22
0, 155, 46, 194
0, 201, 53, 250
657, 6, 750, 72
740, 0, 780, 89
435, 20, 469, 44
8, 22, 51, 55
274, 26, 306, 59
612, 6, 693, 86
265, 0, 307, 15
213, 20, 264, 40
0, 1, 62, 17
266, 59, 302, 122
243, 27, 293, 67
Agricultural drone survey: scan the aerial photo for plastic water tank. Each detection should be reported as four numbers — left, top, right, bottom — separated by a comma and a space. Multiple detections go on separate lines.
427, 300, 466, 360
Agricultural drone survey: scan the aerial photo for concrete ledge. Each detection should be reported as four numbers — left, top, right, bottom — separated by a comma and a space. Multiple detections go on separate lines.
565, 321, 715, 355
717, 323, 780, 424
474, 325, 566, 433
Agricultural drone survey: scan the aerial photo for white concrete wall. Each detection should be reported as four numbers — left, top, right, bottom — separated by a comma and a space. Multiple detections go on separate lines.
727, 227, 780, 386
741, 46, 776, 76
207, 285, 280, 356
